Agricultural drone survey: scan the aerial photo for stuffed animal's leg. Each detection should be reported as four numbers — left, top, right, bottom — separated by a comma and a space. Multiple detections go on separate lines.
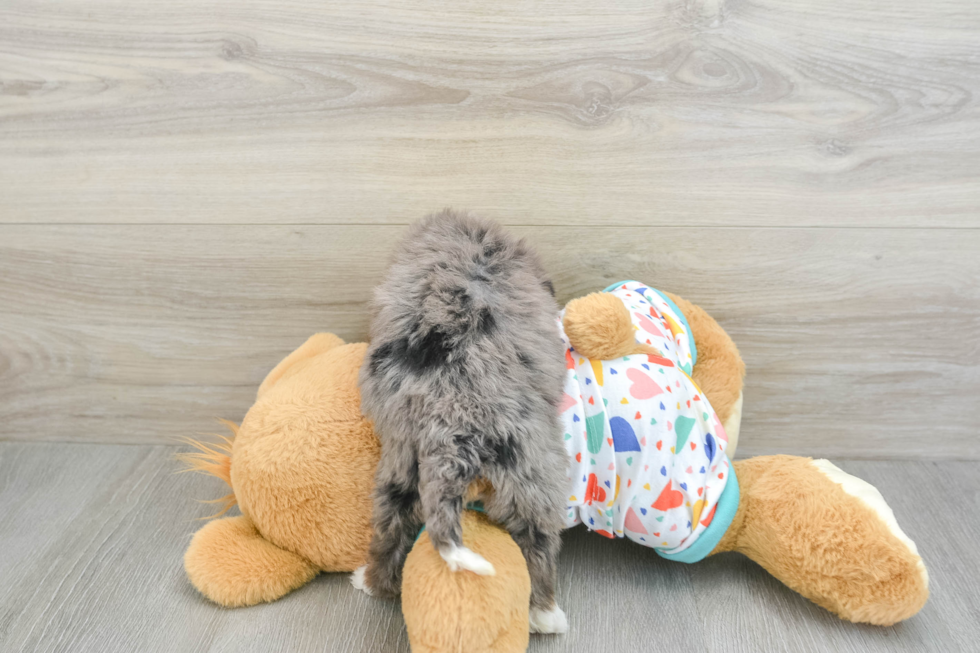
663, 292, 745, 457
711, 455, 929, 626
402, 511, 531, 653
184, 515, 319, 607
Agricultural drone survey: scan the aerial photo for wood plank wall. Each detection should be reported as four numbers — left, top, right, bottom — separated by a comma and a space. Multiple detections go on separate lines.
1, 0, 978, 458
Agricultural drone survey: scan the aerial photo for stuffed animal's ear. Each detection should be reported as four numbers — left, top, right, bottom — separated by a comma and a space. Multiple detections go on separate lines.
257, 333, 346, 399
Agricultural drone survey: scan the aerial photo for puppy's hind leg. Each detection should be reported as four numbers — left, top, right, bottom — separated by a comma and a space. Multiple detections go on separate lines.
419, 439, 496, 576
357, 442, 423, 598
487, 467, 567, 634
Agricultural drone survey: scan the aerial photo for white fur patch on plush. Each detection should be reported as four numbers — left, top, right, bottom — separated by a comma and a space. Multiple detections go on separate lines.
722, 391, 743, 459
438, 543, 496, 576
530, 604, 568, 634
811, 459, 928, 587
350, 565, 373, 595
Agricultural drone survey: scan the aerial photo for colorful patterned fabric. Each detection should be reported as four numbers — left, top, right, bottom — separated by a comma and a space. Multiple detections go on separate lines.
558, 281, 735, 559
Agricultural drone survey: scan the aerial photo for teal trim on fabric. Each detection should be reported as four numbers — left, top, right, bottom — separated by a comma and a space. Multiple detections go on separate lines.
601, 280, 698, 368
655, 463, 739, 564
651, 288, 697, 370
602, 280, 632, 293
415, 501, 486, 543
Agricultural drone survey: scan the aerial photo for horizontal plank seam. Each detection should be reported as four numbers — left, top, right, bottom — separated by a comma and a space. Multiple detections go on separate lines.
1, 440, 975, 462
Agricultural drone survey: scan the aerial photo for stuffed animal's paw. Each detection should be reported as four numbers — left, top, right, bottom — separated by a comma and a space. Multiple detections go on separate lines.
350, 565, 373, 596
438, 543, 496, 576
530, 604, 568, 634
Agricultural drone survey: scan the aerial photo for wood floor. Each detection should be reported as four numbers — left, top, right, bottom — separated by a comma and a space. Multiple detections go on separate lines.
0, 442, 975, 653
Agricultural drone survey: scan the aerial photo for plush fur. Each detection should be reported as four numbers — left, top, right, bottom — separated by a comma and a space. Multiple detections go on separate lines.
561, 292, 656, 360
712, 456, 929, 626
232, 338, 380, 572
181, 285, 928, 651
402, 511, 531, 653
181, 333, 381, 608
184, 515, 319, 607
358, 210, 568, 614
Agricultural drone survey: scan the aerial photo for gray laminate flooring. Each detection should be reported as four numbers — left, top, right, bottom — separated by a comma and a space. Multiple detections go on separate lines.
0, 442, 976, 653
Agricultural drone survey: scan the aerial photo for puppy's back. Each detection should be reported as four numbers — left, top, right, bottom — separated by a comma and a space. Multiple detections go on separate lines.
360, 209, 569, 594
362, 210, 564, 428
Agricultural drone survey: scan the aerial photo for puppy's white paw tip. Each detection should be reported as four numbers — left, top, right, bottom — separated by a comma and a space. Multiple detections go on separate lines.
530, 605, 568, 634
439, 545, 496, 576
350, 565, 373, 596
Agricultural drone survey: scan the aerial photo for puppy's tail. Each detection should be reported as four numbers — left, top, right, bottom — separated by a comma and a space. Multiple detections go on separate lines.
175, 419, 238, 518
435, 538, 497, 577
419, 448, 497, 577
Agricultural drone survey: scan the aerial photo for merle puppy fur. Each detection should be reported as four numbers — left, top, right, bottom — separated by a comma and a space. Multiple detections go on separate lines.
358, 210, 567, 618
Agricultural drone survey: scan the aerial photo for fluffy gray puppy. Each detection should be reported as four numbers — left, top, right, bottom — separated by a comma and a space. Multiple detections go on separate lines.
351, 209, 569, 633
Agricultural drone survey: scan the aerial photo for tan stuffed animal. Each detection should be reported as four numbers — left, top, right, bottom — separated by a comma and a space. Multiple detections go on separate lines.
181, 290, 928, 652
